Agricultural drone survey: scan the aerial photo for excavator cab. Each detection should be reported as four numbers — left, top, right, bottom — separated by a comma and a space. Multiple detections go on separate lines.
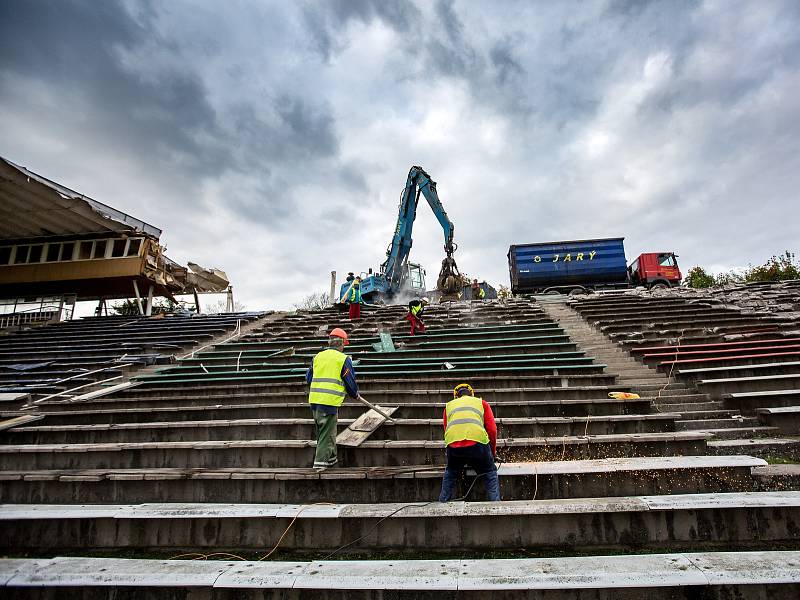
407, 263, 426, 292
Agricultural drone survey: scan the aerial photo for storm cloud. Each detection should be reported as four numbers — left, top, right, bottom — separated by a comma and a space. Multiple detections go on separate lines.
1, 0, 798, 310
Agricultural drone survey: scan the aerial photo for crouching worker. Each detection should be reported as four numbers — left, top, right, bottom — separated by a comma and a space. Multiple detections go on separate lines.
438, 383, 501, 501
405, 296, 429, 336
306, 328, 359, 470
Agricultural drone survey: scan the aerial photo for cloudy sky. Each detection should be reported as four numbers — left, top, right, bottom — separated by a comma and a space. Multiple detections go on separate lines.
1, 0, 798, 310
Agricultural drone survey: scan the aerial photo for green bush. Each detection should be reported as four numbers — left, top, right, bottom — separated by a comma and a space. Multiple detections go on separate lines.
742, 251, 800, 282
683, 266, 716, 288
684, 250, 799, 288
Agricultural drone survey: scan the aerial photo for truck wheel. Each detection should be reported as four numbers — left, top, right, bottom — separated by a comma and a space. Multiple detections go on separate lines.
650, 282, 669, 290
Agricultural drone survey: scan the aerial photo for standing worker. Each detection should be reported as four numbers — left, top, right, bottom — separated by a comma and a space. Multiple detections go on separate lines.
406, 296, 429, 336
470, 279, 486, 300
306, 328, 359, 469
347, 277, 363, 321
438, 383, 501, 501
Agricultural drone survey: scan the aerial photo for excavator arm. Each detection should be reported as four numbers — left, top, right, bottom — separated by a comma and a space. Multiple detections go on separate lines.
381, 166, 458, 291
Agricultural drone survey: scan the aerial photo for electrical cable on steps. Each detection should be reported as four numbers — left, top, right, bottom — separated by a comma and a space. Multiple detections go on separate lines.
173, 404, 512, 561
167, 458, 505, 563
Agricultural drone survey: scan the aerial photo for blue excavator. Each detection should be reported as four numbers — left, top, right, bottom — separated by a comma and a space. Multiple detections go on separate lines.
340, 166, 461, 303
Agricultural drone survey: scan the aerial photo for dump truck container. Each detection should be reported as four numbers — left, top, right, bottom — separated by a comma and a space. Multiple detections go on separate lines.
508, 237, 628, 294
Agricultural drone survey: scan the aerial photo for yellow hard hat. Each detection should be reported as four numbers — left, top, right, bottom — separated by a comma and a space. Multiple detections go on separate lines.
453, 383, 474, 398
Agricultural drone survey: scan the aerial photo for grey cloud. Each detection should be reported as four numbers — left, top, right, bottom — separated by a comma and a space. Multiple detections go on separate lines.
490, 37, 524, 85
301, 0, 420, 60
0, 0, 225, 176
2, 0, 799, 310
0, 0, 344, 230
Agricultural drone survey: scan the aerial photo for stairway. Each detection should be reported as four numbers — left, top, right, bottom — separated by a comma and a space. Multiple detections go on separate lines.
537, 297, 779, 442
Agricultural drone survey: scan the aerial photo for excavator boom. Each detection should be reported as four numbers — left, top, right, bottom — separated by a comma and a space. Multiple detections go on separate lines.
341, 166, 459, 302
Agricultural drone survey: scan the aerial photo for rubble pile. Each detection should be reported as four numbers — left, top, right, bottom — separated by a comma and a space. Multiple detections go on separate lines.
650, 280, 800, 321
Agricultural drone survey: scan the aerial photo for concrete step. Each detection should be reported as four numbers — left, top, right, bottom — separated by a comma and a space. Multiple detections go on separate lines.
3, 552, 799, 597
674, 417, 759, 431
0, 455, 764, 504
699, 426, 781, 440
753, 464, 800, 491
0, 431, 712, 471
708, 437, 800, 460
1, 413, 679, 445
3, 492, 799, 555
674, 409, 742, 420
22, 397, 653, 423
659, 401, 728, 412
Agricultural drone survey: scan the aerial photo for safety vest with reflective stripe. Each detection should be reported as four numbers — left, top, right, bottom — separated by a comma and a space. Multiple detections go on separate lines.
411, 302, 423, 316
444, 395, 489, 446
308, 348, 348, 407
348, 285, 361, 304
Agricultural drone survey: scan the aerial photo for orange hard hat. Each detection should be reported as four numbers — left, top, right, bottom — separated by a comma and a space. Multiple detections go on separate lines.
329, 327, 349, 345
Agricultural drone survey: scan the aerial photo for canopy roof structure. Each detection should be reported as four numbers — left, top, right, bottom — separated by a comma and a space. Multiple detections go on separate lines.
0, 157, 228, 305
0, 157, 161, 242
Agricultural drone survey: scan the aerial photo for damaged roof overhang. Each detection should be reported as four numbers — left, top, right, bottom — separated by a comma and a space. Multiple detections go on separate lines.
0, 157, 161, 241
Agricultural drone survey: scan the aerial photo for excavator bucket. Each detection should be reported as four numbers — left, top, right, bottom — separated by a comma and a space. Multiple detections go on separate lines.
436, 253, 462, 301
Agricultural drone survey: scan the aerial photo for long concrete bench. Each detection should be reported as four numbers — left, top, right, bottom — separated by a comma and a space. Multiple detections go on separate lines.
3, 491, 798, 555
155, 360, 609, 380
757, 407, 800, 434
0, 456, 765, 504
36, 384, 639, 411
632, 337, 800, 355
726, 390, 800, 412
657, 350, 800, 372
178, 351, 594, 370
203, 333, 575, 358
4, 552, 798, 596
599, 316, 777, 335
131, 372, 621, 391
645, 345, 800, 367
189, 341, 583, 363
1, 413, 679, 445
220, 323, 566, 349
676, 361, 800, 384
698, 373, 800, 398
27, 397, 652, 424
0, 431, 711, 471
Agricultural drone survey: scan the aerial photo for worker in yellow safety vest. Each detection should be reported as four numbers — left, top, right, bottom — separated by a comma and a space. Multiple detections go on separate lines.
438, 383, 500, 501
471, 279, 486, 300
305, 328, 359, 469
406, 296, 429, 335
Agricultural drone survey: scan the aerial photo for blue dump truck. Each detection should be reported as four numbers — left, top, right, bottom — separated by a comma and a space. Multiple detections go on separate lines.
508, 237, 682, 294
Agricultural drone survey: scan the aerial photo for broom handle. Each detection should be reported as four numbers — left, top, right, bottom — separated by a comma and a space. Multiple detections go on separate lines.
356, 394, 395, 421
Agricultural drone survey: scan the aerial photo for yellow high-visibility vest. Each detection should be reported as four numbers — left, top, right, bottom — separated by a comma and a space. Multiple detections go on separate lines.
308, 348, 348, 407
444, 395, 489, 446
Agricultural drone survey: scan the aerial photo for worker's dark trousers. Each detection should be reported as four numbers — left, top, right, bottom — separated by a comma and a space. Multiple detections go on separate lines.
311, 408, 338, 467
438, 443, 500, 502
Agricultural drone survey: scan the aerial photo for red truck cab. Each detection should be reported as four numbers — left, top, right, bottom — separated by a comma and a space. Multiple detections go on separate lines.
628, 253, 682, 289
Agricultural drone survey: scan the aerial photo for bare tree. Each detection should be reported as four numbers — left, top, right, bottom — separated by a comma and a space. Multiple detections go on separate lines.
205, 299, 247, 314
294, 291, 331, 310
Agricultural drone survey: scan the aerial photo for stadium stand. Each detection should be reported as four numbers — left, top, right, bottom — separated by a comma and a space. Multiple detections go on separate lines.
2, 294, 799, 597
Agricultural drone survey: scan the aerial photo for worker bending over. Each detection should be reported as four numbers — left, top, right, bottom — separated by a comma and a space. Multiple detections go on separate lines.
439, 383, 500, 501
406, 296, 429, 336
306, 328, 359, 469
347, 277, 363, 320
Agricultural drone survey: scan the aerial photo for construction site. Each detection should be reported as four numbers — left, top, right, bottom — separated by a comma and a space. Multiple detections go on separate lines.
1, 152, 800, 599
